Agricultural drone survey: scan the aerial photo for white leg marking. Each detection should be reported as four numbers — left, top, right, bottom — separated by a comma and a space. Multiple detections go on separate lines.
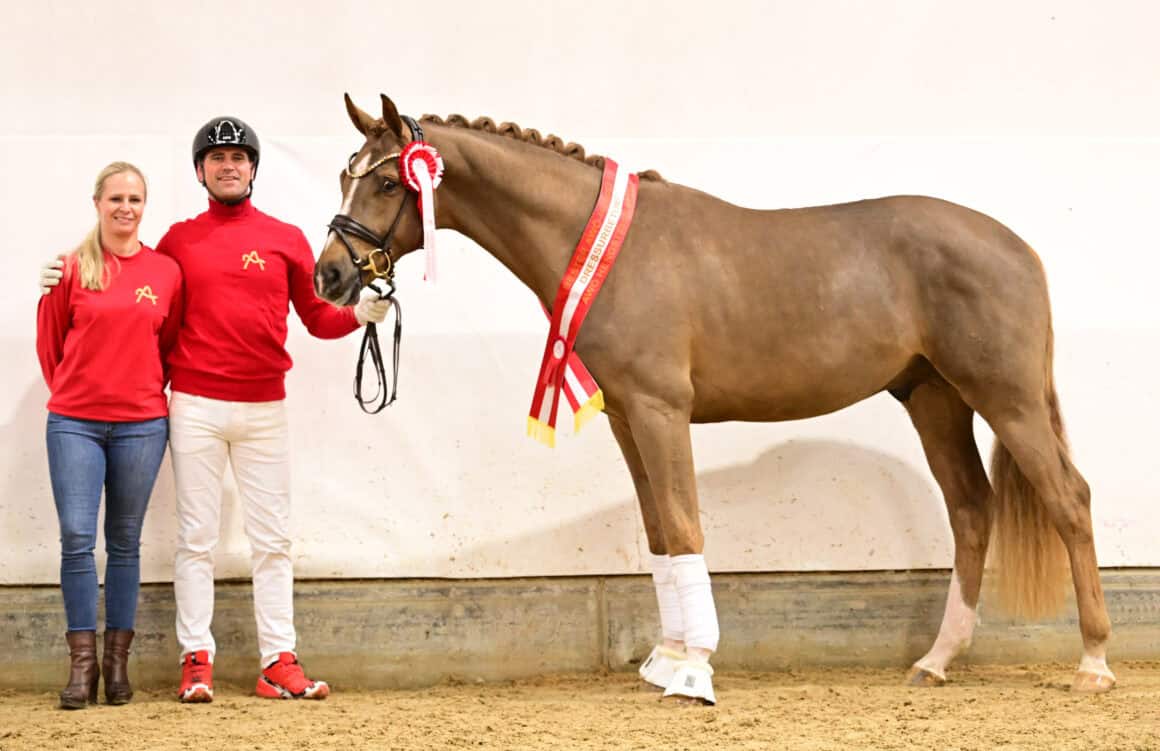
913, 570, 977, 680
1078, 651, 1115, 680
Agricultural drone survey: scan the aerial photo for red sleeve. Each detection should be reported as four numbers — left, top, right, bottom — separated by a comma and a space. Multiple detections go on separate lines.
159, 273, 183, 385
35, 258, 73, 388
286, 228, 360, 339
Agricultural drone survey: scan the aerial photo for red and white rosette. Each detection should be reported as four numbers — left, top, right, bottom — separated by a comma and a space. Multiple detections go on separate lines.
400, 141, 444, 281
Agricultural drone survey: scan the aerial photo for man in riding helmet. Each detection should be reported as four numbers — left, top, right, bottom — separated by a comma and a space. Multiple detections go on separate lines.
41, 116, 391, 703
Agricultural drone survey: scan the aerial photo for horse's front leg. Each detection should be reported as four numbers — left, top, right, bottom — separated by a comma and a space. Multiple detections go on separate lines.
607, 413, 687, 690
621, 393, 719, 705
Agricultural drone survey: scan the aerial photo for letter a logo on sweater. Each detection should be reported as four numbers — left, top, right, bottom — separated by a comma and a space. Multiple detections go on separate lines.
135, 285, 158, 305
242, 250, 266, 271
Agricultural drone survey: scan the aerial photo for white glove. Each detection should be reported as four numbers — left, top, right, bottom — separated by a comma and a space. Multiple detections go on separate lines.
40, 257, 65, 295
355, 295, 393, 325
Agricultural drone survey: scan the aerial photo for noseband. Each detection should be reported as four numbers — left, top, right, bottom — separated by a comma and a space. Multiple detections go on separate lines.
326, 115, 426, 414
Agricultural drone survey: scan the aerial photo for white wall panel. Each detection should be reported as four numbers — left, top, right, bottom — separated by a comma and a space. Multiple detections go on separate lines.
2, 1, 1156, 583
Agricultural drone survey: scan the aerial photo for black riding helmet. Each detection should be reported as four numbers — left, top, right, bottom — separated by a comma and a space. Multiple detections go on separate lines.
192, 116, 260, 169
192, 116, 260, 198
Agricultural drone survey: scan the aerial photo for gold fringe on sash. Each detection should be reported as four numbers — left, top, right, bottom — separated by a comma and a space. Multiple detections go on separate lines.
573, 390, 606, 433
526, 416, 557, 448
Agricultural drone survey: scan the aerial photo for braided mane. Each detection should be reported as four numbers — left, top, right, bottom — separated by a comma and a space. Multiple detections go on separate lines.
420, 114, 663, 182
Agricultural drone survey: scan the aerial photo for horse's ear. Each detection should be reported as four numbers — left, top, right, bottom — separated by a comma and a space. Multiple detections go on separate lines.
380, 94, 405, 139
345, 93, 375, 136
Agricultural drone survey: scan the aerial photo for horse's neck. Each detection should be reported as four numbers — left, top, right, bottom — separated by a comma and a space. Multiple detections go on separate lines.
429, 124, 602, 304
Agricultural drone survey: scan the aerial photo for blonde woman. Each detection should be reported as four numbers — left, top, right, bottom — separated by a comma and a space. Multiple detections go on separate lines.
36, 162, 182, 709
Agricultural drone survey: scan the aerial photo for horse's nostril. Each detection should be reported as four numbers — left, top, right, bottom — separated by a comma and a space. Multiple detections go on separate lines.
315, 263, 339, 290
314, 262, 345, 298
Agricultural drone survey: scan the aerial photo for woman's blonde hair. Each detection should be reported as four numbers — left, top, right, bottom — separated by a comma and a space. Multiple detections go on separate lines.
76, 162, 147, 291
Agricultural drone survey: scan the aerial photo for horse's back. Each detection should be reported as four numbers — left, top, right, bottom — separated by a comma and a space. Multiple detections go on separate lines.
590, 188, 1051, 423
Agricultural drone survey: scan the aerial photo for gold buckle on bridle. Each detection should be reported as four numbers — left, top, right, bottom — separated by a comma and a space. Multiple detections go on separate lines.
360, 248, 393, 279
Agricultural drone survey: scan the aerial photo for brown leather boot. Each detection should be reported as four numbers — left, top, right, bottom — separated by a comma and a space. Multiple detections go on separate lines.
102, 629, 135, 705
60, 631, 99, 709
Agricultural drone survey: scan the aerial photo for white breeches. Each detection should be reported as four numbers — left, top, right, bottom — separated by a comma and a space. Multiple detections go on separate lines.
169, 391, 296, 668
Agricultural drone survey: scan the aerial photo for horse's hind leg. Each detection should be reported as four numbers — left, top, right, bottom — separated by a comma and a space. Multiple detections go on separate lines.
619, 393, 718, 704
607, 413, 687, 687
984, 405, 1114, 693
898, 376, 993, 686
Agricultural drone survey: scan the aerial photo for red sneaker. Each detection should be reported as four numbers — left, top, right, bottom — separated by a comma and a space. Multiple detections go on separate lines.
256, 653, 330, 700
178, 650, 214, 703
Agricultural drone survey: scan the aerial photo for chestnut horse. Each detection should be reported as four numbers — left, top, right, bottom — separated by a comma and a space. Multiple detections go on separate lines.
315, 94, 1114, 701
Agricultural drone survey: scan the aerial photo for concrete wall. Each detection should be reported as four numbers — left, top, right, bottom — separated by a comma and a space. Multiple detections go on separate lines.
4, 570, 1160, 689
2, 1, 1159, 584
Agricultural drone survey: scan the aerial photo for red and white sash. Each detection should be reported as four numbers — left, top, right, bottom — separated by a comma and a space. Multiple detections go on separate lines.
544, 306, 605, 434
528, 158, 639, 447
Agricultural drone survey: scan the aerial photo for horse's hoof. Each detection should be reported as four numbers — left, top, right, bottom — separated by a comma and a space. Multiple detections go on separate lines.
905, 666, 946, 687
1071, 671, 1115, 694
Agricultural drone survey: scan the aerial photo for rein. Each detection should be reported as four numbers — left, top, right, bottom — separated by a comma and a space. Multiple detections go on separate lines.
327, 114, 426, 413
354, 275, 402, 414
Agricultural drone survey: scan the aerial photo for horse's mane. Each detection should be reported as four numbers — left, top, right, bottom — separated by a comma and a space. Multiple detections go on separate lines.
420, 114, 664, 182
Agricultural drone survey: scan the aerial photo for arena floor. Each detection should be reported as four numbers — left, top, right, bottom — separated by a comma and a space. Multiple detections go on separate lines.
1, 662, 1157, 750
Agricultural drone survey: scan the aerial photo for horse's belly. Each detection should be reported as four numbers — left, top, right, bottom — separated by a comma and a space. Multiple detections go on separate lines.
687, 352, 907, 423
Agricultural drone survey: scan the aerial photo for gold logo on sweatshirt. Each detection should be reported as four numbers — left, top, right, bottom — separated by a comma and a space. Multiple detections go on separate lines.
135, 285, 158, 305
242, 250, 266, 270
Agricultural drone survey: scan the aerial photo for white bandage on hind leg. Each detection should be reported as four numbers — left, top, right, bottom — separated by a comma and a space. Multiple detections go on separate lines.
670, 554, 719, 652
650, 553, 685, 642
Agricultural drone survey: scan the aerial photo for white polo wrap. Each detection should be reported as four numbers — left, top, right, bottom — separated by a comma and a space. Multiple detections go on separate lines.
650, 553, 685, 642
670, 553, 719, 652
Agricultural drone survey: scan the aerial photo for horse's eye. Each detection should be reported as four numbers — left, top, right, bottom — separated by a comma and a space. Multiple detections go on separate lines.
381, 179, 398, 193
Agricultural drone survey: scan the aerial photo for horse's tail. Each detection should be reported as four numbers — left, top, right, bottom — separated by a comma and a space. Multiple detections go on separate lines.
989, 317, 1071, 618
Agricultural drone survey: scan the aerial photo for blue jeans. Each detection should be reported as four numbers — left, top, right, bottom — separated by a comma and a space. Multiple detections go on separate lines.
45, 413, 168, 632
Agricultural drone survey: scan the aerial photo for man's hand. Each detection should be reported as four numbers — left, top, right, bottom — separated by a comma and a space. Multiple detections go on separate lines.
355, 294, 393, 325
40, 257, 65, 295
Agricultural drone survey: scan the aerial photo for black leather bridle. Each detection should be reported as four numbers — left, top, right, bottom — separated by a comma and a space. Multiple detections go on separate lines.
326, 115, 426, 414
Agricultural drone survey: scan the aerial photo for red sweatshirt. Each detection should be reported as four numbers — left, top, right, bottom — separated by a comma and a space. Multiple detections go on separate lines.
37, 246, 183, 421
157, 198, 359, 402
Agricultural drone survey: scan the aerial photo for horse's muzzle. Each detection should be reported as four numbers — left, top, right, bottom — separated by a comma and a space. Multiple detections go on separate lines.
314, 255, 361, 305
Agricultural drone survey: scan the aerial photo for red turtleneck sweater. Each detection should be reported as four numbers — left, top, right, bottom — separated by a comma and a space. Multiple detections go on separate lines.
156, 199, 359, 402
37, 246, 183, 421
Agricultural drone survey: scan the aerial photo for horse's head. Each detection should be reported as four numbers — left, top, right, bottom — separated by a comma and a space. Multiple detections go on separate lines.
314, 94, 426, 305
